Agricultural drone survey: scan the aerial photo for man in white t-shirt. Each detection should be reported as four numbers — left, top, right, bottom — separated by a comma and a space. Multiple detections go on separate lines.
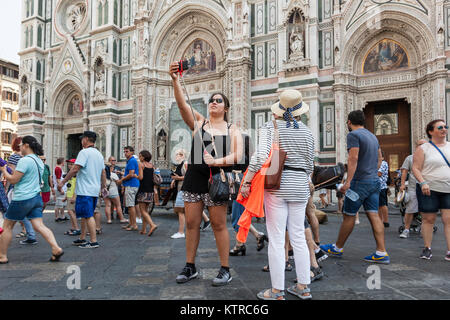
399, 139, 428, 238
59, 131, 106, 249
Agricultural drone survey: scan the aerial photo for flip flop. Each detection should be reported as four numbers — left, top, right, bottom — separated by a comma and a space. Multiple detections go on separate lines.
49, 250, 64, 262
125, 227, 138, 231
120, 220, 129, 224
0, 260, 9, 264
147, 226, 158, 237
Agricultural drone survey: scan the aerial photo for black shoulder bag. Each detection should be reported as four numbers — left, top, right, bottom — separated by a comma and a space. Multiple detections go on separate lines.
207, 122, 243, 202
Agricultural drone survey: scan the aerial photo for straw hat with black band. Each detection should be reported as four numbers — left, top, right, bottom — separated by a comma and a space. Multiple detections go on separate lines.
271, 90, 310, 129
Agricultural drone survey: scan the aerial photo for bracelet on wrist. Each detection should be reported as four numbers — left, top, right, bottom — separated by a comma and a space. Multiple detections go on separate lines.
419, 181, 428, 186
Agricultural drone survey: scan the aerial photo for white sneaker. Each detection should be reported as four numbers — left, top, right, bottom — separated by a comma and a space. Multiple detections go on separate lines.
399, 229, 410, 239
171, 232, 185, 239
136, 218, 143, 224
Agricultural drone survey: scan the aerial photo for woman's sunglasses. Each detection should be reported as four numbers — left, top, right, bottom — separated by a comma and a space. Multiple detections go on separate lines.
209, 98, 223, 104
437, 125, 449, 130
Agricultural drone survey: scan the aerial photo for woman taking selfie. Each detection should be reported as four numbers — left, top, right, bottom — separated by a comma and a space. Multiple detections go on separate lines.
0, 136, 64, 264
169, 61, 243, 286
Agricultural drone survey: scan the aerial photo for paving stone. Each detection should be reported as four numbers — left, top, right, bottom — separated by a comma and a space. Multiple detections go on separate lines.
1, 205, 448, 300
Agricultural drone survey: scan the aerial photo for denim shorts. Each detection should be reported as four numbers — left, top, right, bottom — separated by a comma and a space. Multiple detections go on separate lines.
174, 191, 185, 208
75, 196, 98, 219
5, 194, 43, 221
231, 200, 246, 233
416, 185, 450, 213
343, 179, 380, 216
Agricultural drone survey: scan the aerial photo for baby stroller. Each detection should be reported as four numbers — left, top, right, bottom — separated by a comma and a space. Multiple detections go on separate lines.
396, 183, 437, 235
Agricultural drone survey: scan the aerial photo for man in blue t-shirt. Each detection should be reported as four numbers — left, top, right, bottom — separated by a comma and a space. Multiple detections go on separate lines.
59, 131, 106, 249
321, 110, 390, 264
118, 146, 140, 231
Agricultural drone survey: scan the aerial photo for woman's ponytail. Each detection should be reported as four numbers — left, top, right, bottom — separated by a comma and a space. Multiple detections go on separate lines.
22, 136, 44, 156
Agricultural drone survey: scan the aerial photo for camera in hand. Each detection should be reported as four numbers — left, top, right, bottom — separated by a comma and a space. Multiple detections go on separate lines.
178, 60, 190, 73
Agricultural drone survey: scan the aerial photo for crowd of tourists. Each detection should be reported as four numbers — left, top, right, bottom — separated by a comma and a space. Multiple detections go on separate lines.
0, 63, 448, 301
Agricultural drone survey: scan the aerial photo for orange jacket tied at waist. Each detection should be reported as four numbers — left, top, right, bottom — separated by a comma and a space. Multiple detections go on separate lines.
236, 149, 273, 243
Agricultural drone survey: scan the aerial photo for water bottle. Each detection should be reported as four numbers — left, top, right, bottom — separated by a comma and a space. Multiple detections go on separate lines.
345, 189, 360, 202
155, 168, 160, 175
336, 184, 344, 191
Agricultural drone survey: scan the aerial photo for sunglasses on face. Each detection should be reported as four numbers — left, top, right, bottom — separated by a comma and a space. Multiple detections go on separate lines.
437, 125, 449, 130
209, 98, 223, 104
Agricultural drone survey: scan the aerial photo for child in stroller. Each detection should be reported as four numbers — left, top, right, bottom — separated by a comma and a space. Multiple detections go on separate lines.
395, 169, 437, 235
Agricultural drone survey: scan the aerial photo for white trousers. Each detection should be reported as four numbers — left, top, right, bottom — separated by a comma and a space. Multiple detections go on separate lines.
264, 191, 310, 290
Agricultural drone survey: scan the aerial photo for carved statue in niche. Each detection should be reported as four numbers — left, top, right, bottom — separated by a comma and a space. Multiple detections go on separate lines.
242, 1, 249, 37
290, 33, 304, 58
226, 6, 233, 40
21, 77, 28, 107
94, 59, 106, 97
288, 9, 305, 60
157, 130, 167, 160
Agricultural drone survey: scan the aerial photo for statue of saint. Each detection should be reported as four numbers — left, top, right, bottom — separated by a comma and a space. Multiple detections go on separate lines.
95, 70, 105, 96
157, 137, 166, 160
290, 32, 304, 58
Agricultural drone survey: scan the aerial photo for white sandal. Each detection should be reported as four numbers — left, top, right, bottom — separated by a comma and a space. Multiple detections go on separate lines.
256, 289, 285, 301
287, 285, 312, 300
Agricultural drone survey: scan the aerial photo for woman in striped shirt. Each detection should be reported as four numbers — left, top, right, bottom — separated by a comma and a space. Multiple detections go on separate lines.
241, 90, 315, 300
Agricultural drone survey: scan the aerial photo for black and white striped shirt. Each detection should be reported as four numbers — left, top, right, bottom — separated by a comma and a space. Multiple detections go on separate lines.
248, 120, 315, 202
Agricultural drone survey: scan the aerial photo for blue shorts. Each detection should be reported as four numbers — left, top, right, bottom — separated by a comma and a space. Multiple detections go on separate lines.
75, 196, 98, 219
343, 179, 380, 216
416, 186, 450, 213
231, 200, 246, 233
5, 194, 43, 221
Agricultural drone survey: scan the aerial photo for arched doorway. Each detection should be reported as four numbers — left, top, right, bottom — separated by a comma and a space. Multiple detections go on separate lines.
46, 81, 85, 167
364, 99, 411, 178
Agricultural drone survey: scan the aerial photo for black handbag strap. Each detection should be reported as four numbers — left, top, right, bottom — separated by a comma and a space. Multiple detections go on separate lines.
26, 156, 43, 186
429, 141, 450, 167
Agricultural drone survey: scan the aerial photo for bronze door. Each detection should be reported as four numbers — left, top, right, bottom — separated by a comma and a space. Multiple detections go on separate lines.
364, 99, 411, 180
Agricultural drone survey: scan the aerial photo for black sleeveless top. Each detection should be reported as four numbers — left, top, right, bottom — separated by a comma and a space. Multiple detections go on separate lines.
182, 121, 233, 194
138, 167, 154, 193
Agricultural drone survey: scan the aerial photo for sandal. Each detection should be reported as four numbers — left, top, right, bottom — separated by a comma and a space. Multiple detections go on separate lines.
263, 262, 293, 272
147, 225, 158, 237
122, 224, 131, 229
49, 250, 64, 262
285, 261, 293, 272
310, 267, 324, 282
125, 227, 138, 231
287, 285, 312, 300
256, 289, 285, 301
96, 229, 103, 235
256, 234, 268, 251
16, 231, 27, 238
120, 220, 129, 224
0, 260, 9, 264
64, 229, 81, 236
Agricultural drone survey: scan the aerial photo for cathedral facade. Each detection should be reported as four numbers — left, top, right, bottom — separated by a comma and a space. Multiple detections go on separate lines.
18, 0, 450, 173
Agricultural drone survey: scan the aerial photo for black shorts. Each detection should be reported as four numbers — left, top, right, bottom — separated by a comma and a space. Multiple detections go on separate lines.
416, 186, 450, 213
379, 188, 388, 207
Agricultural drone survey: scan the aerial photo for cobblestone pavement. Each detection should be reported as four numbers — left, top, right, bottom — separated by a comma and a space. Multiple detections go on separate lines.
0, 203, 448, 300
